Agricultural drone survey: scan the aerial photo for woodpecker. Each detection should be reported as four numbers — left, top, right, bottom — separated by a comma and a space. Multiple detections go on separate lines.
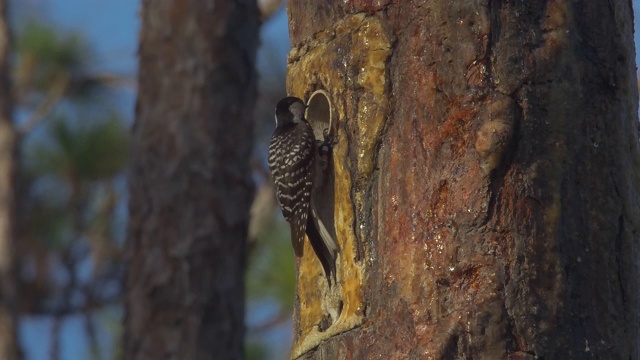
267, 96, 339, 284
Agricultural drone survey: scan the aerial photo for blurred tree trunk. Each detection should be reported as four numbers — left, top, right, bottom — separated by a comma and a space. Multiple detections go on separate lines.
124, 1, 258, 359
0, 0, 20, 358
288, 1, 639, 358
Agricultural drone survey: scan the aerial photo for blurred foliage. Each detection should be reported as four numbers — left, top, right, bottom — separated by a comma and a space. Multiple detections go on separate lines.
15, 20, 85, 83
11, 14, 129, 360
13, 19, 103, 103
245, 342, 270, 360
247, 220, 295, 309
245, 201, 296, 359
30, 115, 129, 180
11, 5, 295, 360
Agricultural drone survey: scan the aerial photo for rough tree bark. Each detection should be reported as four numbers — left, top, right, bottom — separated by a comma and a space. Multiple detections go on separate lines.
287, 1, 639, 359
0, 0, 20, 358
124, 1, 258, 359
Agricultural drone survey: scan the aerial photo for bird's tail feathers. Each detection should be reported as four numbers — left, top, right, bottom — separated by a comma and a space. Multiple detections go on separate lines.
307, 207, 339, 286
290, 221, 305, 257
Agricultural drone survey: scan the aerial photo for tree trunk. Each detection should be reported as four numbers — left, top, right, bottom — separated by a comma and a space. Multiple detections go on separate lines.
287, 1, 640, 358
123, 1, 258, 359
0, 0, 20, 358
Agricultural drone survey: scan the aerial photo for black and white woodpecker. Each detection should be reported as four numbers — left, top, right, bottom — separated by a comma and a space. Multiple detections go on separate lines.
267, 97, 339, 284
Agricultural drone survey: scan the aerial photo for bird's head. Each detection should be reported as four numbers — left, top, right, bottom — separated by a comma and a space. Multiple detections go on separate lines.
275, 97, 307, 128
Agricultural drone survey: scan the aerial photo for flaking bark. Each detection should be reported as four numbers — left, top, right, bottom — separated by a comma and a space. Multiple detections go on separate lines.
288, 1, 640, 358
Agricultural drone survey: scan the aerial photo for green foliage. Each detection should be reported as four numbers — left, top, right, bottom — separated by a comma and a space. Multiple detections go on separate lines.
17, 20, 83, 65
245, 216, 295, 359
16, 20, 85, 79
13, 17, 131, 360
95, 307, 123, 360
28, 115, 129, 181
14, 19, 102, 102
246, 219, 296, 309
245, 341, 270, 360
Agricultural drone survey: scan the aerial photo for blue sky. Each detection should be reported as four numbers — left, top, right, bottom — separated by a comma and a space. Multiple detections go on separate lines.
45, 0, 139, 73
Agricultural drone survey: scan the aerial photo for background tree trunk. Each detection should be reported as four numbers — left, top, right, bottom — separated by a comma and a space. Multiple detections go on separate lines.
0, 0, 19, 358
287, 1, 640, 358
124, 1, 258, 359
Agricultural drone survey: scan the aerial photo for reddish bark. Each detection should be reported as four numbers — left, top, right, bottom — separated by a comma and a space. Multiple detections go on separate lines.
288, 1, 639, 358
